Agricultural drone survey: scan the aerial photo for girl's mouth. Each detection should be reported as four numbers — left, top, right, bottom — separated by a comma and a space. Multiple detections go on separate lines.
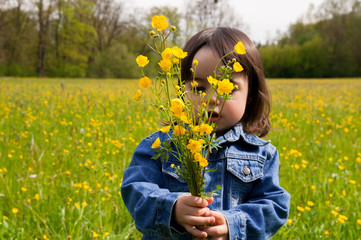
208, 112, 220, 123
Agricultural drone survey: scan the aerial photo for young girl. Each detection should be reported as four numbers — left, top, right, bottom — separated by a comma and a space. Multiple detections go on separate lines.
121, 27, 290, 240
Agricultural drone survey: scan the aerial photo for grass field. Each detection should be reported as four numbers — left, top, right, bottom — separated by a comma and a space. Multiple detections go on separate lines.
0, 77, 360, 239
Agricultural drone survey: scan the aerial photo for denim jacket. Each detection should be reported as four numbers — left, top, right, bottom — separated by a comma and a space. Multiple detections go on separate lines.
121, 124, 290, 240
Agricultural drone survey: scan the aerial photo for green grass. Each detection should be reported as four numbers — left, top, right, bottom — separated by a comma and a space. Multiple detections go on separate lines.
0, 77, 360, 239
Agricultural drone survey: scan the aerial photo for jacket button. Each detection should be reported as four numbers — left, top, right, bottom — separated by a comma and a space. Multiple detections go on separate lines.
243, 166, 251, 176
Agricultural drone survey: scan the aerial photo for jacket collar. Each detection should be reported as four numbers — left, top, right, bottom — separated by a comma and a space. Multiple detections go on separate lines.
216, 123, 270, 146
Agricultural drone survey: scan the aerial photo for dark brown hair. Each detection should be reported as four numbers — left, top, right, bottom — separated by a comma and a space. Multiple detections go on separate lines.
181, 27, 271, 137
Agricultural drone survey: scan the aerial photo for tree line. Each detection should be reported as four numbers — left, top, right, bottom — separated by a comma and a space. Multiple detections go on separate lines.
0, 0, 360, 78
260, 0, 361, 78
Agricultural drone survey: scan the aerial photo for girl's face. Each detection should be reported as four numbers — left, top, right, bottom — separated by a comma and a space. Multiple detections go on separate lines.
185, 46, 249, 136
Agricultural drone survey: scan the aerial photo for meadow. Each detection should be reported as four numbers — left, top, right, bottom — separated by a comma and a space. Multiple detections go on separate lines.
0, 77, 360, 239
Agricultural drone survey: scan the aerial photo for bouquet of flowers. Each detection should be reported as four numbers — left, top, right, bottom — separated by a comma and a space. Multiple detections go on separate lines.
133, 15, 246, 197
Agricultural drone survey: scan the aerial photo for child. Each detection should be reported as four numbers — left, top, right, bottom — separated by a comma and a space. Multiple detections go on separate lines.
121, 27, 290, 240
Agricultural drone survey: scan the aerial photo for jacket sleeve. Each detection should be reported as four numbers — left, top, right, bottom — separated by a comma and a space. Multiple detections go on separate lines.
121, 132, 184, 238
220, 149, 290, 240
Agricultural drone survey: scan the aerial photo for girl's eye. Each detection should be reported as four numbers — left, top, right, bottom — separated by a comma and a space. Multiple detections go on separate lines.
195, 86, 206, 92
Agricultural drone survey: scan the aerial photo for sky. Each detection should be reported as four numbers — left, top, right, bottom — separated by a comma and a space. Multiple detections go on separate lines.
128, 0, 325, 44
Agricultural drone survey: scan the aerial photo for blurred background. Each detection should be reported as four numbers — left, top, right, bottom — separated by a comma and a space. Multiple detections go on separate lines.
0, 0, 360, 79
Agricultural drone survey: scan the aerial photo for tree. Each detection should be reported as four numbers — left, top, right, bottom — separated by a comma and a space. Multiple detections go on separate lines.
183, 0, 248, 40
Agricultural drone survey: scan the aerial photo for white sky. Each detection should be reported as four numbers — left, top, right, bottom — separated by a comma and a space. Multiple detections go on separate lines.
128, 0, 325, 44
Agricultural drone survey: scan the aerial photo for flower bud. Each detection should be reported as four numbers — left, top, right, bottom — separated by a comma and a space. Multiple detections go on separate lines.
149, 30, 156, 36
232, 58, 236, 63
159, 105, 165, 110
175, 85, 181, 91
171, 164, 175, 168
170, 26, 176, 32
154, 34, 160, 39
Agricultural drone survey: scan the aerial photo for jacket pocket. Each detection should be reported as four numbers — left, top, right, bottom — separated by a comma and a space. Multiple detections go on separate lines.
162, 159, 189, 192
226, 154, 265, 183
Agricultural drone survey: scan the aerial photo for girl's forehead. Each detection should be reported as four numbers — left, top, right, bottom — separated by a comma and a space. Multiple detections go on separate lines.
193, 47, 222, 79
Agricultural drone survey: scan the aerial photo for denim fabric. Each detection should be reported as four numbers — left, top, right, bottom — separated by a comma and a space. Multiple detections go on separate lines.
121, 123, 290, 240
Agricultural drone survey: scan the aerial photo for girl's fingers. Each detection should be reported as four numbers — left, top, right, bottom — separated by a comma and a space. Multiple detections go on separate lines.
184, 215, 215, 226
184, 224, 208, 238
202, 225, 228, 237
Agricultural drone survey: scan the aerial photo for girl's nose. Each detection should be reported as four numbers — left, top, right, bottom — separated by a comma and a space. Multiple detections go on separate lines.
208, 90, 220, 105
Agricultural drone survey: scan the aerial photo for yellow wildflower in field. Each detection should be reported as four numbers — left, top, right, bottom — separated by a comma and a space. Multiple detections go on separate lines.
296, 206, 305, 212
186, 139, 203, 154
286, 219, 293, 225
35, 194, 40, 200
158, 59, 172, 72
161, 48, 173, 60
92, 231, 100, 238
21, 187, 28, 192
133, 90, 142, 101
43, 234, 47, 239
151, 138, 161, 149
192, 59, 198, 66
307, 201, 315, 207
151, 15, 168, 31
357, 219, 361, 225
217, 79, 234, 95
12, 208, 19, 214
136, 55, 149, 67
139, 77, 151, 89
233, 62, 244, 72
234, 41, 246, 55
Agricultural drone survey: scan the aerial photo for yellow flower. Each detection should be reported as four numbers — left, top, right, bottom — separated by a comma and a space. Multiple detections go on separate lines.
136, 55, 149, 67
151, 138, 161, 149
75, 202, 80, 208
307, 201, 315, 207
186, 139, 203, 154
296, 206, 305, 212
12, 208, 19, 214
233, 62, 244, 72
235, 41, 246, 55
324, 230, 330, 235
217, 79, 234, 95
151, 15, 168, 31
35, 194, 40, 200
133, 90, 142, 101
43, 234, 47, 239
194, 153, 208, 167
173, 125, 186, 136
92, 231, 100, 238
158, 59, 173, 72
170, 98, 185, 117
199, 123, 213, 135
357, 219, 361, 225
21, 187, 28, 192
286, 219, 293, 225
160, 126, 171, 133
172, 46, 187, 59
161, 48, 173, 60
139, 77, 151, 89
193, 59, 198, 66
191, 81, 198, 87
207, 76, 218, 86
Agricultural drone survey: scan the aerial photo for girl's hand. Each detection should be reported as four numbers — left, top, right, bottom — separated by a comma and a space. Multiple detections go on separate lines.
194, 211, 229, 240
174, 194, 215, 238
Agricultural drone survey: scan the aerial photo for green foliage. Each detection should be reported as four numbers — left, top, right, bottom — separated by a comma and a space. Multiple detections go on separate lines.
260, 3, 361, 78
